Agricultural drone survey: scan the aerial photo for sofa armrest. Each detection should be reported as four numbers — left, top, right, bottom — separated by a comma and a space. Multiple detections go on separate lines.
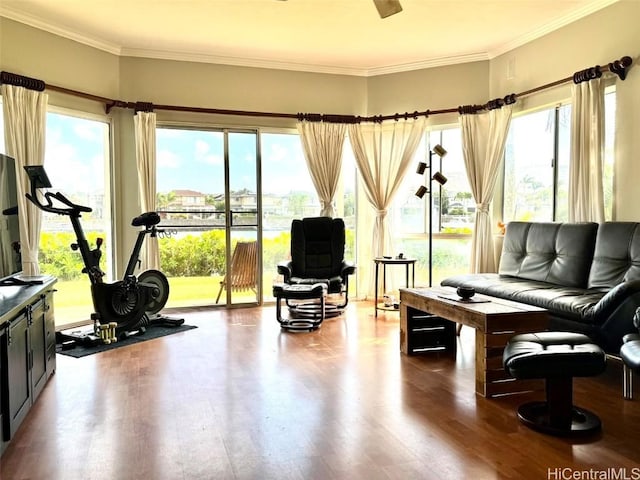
588, 280, 640, 353
277, 261, 293, 283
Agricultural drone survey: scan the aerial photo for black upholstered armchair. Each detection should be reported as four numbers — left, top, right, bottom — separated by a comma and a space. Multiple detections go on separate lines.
277, 217, 356, 309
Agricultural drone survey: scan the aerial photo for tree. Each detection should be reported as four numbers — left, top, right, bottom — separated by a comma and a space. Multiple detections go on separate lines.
455, 191, 473, 202
344, 192, 355, 217
156, 191, 176, 210
288, 192, 310, 216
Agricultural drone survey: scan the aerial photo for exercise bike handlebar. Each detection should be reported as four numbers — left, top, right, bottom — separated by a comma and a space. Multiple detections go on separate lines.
51, 192, 92, 213
26, 189, 92, 216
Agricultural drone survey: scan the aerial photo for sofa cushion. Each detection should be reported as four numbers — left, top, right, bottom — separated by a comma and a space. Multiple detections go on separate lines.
588, 222, 640, 289
442, 273, 554, 299
512, 287, 604, 323
499, 222, 598, 288
440, 273, 605, 322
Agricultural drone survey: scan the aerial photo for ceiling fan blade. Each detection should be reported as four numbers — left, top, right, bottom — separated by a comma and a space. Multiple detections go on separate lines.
373, 0, 403, 18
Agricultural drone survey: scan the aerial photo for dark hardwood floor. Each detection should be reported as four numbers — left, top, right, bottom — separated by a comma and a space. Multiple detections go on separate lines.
2, 302, 639, 479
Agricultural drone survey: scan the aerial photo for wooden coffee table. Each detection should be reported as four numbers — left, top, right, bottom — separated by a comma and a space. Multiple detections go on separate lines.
399, 287, 549, 398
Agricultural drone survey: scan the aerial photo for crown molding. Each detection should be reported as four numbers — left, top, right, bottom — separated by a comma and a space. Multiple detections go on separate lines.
121, 47, 489, 77
366, 53, 490, 76
488, 0, 620, 59
0, 5, 122, 55
120, 47, 370, 77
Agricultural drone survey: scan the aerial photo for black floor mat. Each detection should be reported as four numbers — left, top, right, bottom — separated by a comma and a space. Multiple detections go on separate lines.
56, 323, 197, 358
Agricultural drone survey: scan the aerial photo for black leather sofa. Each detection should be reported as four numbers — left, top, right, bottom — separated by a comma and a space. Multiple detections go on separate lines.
441, 221, 640, 355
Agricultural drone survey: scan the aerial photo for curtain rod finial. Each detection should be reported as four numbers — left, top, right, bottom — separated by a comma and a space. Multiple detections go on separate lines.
609, 56, 633, 81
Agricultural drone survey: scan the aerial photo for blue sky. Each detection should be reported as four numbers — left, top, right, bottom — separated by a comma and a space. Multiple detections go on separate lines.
44, 112, 108, 195
156, 128, 317, 196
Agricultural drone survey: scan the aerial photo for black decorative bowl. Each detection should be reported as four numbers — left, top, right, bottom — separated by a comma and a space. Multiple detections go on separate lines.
456, 286, 476, 300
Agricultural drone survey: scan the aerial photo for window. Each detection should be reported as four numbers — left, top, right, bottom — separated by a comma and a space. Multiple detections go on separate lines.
261, 132, 319, 222
503, 89, 616, 223
391, 127, 474, 286
394, 128, 475, 236
503, 107, 564, 222
259, 131, 356, 298
155, 127, 356, 306
261, 131, 355, 237
431, 129, 475, 234
155, 127, 227, 308
41, 110, 112, 328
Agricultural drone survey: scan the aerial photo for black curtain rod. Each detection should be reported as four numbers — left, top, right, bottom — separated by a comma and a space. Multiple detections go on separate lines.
0, 55, 632, 123
0, 71, 45, 91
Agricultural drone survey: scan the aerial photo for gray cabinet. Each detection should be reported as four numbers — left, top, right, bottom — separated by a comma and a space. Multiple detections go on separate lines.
5, 310, 30, 439
30, 294, 52, 400
1, 279, 57, 455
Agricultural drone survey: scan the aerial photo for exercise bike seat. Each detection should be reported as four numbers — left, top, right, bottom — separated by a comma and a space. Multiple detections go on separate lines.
132, 211, 161, 228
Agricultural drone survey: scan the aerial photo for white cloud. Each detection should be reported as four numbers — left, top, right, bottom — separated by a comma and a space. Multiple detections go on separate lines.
194, 140, 209, 156
157, 149, 181, 168
194, 140, 222, 165
73, 121, 102, 142
266, 143, 289, 164
201, 153, 223, 165
45, 142, 78, 169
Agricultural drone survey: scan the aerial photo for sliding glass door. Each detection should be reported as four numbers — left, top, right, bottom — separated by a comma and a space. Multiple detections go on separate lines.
225, 131, 261, 306
156, 127, 261, 308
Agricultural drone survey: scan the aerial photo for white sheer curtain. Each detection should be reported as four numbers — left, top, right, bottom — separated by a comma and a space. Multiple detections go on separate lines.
1, 84, 48, 276
460, 105, 512, 273
569, 78, 605, 222
349, 117, 425, 295
134, 111, 159, 270
297, 120, 346, 217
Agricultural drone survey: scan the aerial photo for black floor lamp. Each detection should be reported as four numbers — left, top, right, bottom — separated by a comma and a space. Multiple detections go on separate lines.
415, 144, 448, 287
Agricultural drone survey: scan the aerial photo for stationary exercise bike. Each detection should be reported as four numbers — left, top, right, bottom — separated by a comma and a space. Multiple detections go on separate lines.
24, 165, 183, 346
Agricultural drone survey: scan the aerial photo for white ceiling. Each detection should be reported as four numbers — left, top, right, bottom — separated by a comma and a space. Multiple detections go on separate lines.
0, 0, 620, 76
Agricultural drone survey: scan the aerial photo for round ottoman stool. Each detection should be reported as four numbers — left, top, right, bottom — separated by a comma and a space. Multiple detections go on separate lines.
272, 283, 328, 331
621, 333, 640, 399
621, 306, 640, 399
503, 332, 606, 436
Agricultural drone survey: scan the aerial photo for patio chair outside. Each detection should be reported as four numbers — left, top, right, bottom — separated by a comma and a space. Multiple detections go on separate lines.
215, 240, 258, 303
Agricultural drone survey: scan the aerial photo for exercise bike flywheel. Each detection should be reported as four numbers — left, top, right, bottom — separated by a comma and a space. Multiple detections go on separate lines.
109, 281, 141, 316
138, 269, 170, 315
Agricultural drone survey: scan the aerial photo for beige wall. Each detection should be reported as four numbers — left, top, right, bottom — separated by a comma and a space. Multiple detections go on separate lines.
0, 19, 120, 109
2, 0, 640, 276
366, 61, 490, 126
119, 57, 367, 122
